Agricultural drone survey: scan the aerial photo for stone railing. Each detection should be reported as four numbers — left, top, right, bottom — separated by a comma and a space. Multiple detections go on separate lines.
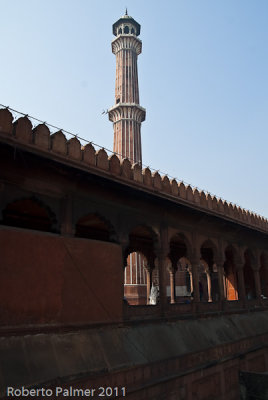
123, 299, 267, 321
123, 303, 161, 320
165, 302, 193, 316
197, 302, 221, 313
0, 108, 267, 232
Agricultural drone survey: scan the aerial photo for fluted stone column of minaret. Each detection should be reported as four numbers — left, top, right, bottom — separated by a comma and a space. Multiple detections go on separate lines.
109, 10, 146, 164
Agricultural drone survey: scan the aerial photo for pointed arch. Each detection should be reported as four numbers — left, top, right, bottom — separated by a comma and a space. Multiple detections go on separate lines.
126, 224, 159, 260
124, 225, 159, 306
166, 233, 193, 303
75, 213, 116, 242
1, 197, 57, 233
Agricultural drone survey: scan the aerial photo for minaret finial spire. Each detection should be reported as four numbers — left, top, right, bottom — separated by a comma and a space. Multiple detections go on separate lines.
125, 7, 128, 15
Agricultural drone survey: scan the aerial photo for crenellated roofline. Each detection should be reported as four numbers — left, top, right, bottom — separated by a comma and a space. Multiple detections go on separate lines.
0, 108, 267, 233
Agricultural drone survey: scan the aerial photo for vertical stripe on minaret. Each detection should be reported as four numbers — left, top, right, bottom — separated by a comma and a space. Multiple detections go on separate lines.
109, 12, 145, 165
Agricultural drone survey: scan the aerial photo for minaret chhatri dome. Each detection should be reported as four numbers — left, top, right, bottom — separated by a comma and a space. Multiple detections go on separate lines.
108, 10, 146, 165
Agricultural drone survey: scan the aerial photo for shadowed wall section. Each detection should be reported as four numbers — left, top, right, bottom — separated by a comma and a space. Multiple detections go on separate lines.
0, 312, 268, 399
0, 228, 123, 327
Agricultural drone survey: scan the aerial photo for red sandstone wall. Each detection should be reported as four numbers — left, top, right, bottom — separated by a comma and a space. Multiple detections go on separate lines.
30, 347, 268, 400
0, 228, 123, 327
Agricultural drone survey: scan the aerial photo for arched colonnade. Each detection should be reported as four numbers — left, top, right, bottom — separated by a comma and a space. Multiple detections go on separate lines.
1, 197, 267, 307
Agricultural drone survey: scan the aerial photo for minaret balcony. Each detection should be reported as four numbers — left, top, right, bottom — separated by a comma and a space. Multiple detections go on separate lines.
108, 103, 146, 123
111, 35, 142, 55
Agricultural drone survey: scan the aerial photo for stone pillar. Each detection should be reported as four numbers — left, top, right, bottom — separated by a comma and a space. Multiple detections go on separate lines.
206, 272, 212, 302
236, 263, 246, 305
119, 235, 129, 305
145, 268, 152, 305
189, 271, 194, 293
253, 268, 262, 300
169, 267, 176, 304
189, 254, 200, 302
223, 272, 227, 298
158, 226, 169, 312
215, 260, 225, 301
155, 252, 166, 309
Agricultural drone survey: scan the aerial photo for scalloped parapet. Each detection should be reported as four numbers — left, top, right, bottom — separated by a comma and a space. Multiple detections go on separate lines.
244, 210, 249, 223
206, 194, 212, 209
211, 196, 218, 211
67, 137, 82, 160
178, 182, 186, 199
218, 199, 224, 213
121, 158, 132, 179
186, 185, 194, 202
33, 124, 50, 150
51, 131, 67, 155
248, 212, 252, 225
233, 205, 239, 219
223, 201, 229, 215
200, 191, 207, 207
162, 176, 171, 194
83, 143, 96, 165
229, 204, 234, 218
193, 188, 200, 204
0, 107, 267, 232
13, 116, 33, 143
0, 108, 13, 134
96, 148, 109, 170
132, 163, 142, 183
109, 154, 121, 175
171, 179, 178, 196
143, 167, 152, 187
152, 171, 162, 190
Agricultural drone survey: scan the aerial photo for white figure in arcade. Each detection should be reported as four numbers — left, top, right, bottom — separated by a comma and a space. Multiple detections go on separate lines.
149, 284, 159, 305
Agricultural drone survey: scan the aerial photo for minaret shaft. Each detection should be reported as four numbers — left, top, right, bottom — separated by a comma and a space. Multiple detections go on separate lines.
113, 118, 141, 163
109, 14, 145, 165
115, 49, 139, 104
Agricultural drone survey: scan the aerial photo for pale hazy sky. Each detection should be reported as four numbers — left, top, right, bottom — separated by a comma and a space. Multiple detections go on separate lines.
1, 0, 267, 217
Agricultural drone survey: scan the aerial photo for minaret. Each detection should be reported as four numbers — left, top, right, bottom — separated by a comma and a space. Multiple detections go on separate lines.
109, 10, 146, 164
